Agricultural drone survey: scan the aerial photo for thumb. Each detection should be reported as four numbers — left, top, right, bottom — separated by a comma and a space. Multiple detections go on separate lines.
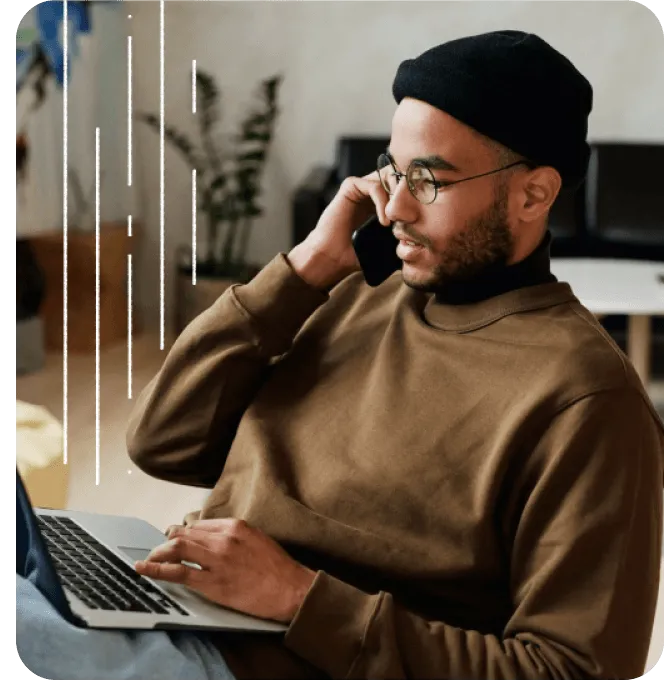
164, 523, 184, 537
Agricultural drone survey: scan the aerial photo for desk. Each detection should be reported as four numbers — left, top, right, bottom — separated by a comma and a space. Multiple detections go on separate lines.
550, 259, 664, 386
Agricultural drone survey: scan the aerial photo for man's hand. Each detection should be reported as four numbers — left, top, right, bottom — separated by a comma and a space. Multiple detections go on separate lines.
135, 518, 316, 623
288, 172, 391, 291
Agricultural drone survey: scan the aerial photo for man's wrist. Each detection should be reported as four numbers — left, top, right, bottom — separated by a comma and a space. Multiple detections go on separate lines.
282, 565, 317, 623
286, 244, 346, 292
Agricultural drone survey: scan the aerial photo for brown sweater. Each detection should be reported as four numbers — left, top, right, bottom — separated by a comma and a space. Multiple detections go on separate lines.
127, 232, 664, 679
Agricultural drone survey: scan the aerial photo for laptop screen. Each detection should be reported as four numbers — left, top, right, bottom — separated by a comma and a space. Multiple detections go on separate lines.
17, 469, 84, 626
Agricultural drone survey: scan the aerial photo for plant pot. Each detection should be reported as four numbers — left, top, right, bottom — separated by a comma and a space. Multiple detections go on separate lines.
29, 221, 137, 353
174, 253, 260, 335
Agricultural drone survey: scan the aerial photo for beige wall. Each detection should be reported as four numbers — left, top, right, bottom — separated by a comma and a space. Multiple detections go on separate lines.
129, 1, 664, 329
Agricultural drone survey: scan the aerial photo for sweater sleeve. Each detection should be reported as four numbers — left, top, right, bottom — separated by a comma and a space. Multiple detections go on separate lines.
126, 253, 329, 488
283, 388, 664, 679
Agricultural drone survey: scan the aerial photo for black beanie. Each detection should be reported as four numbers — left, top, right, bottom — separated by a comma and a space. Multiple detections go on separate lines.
392, 30, 593, 189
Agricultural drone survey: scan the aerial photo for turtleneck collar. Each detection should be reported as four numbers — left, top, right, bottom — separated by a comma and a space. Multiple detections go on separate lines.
422, 230, 577, 332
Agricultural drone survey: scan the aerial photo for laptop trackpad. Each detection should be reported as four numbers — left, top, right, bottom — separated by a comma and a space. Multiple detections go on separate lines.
119, 546, 151, 563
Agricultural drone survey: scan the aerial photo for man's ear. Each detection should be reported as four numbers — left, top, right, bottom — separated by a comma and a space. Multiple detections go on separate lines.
519, 166, 562, 223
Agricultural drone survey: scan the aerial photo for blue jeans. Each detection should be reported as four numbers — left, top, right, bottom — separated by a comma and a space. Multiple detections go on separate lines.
16, 472, 235, 680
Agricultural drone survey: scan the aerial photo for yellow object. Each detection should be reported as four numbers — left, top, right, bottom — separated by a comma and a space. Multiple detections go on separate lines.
16, 400, 69, 509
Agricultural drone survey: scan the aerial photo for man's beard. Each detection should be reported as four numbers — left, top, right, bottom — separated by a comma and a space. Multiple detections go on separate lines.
402, 182, 515, 295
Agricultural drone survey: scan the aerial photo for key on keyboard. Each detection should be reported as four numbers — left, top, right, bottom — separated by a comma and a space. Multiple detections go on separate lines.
37, 515, 189, 616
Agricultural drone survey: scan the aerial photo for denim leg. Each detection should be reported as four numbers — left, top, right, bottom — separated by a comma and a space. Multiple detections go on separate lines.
17, 575, 235, 680
16, 472, 234, 679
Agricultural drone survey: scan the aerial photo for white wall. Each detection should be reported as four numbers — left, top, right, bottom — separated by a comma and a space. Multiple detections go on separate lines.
129, 0, 664, 330
17, 3, 132, 237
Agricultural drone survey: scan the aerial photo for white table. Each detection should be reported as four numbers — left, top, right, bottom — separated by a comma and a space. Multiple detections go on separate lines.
550, 259, 664, 386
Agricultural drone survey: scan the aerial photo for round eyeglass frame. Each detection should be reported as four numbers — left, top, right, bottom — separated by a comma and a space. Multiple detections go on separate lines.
377, 152, 534, 205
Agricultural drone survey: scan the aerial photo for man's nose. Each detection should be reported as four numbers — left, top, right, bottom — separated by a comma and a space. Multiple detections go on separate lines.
385, 179, 420, 225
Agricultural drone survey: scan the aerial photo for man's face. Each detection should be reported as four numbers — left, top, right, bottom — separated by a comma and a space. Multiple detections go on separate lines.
385, 98, 521, 294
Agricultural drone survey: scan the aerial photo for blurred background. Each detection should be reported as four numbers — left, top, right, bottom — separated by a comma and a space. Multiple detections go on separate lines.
14, 1, 664, 668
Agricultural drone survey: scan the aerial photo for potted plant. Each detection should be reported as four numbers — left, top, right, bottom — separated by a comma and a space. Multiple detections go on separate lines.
138, 70, 282, 333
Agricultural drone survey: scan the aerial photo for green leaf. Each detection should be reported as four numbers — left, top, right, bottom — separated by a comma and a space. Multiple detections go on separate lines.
138, 113, 159, 128
242, 128, 271, 141
237, 150, 266, 163
242, 132, 271, 142
263, 76, 282, 109
236, 166, 258, 180
245, 204, 263, 217
194, 69, 223, 174
236, 185, 257, 198
237, 178, 258, 193
245, 113, 269, 126
196, 71, 219, 112
137, 112, 203, 171
209, 175, 227, 191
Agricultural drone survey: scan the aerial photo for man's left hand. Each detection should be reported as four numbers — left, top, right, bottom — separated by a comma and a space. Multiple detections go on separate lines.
134, 518, 316, 623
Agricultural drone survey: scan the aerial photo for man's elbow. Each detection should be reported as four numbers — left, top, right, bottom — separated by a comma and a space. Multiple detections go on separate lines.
126, 428, 221, 488
126, 426, 162, 478
125, 416, 174, 480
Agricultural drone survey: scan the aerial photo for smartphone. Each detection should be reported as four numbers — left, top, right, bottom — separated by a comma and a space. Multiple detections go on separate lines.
351, 215, 402, 287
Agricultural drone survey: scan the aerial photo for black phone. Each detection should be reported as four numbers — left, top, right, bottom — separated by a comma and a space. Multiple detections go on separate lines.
351, 215, 402, 287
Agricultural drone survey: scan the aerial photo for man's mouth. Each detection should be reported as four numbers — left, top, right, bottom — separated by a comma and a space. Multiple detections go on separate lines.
393, 230, 423, 247
395, 239, 425, 261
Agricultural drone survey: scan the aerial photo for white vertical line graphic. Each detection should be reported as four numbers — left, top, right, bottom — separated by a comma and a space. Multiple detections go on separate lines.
127, 35, 132, 187
192, 169, 197, 285
160, 0, 165, 350
127, 254, 133, 400
63, 0, 69, 465
128, 214, 132, 238
192, 59, 197, 114
95, 127, 100, 486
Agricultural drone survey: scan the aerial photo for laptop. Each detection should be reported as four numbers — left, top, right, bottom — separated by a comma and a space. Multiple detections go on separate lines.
30, 502, 287, 634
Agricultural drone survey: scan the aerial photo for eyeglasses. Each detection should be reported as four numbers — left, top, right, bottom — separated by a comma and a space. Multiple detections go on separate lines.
377, 152, 533, 205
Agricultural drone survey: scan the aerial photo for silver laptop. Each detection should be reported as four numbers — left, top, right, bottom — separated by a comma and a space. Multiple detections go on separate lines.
34, 507, 287, 634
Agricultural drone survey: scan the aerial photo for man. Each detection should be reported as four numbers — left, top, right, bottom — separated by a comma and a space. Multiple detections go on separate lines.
17, 30, 664, 679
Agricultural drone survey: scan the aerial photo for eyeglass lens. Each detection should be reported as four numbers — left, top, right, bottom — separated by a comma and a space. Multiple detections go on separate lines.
377, 153, 437, 204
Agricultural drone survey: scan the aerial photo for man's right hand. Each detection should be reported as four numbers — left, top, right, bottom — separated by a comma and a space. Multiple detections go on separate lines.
287, 173, 391, 291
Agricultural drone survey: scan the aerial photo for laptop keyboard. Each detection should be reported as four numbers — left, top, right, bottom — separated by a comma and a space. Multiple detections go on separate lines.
37, 515, 190, 617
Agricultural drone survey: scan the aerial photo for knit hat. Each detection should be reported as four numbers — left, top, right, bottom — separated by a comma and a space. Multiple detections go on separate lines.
392, 30, 593, 189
